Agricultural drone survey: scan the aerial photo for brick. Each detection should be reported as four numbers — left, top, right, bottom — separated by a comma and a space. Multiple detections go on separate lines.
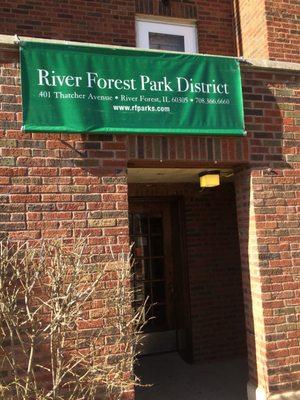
73, 194, 100, 202
10, 194, 40, 203
88, 219, 116, 227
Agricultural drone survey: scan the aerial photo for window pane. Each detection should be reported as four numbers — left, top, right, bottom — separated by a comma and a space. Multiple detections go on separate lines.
134, 259, 150, 281
152, 281, 166, 303
149, 216, 163, 235
132, 236, 149, 257
151, 258, 164, 280
149, 32, 185, 52
150, 235, 164, 257
134, 281, 152, 302
130, 213, 148, 235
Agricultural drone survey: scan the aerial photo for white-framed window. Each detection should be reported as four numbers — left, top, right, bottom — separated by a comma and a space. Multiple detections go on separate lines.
136, 17, 198, 53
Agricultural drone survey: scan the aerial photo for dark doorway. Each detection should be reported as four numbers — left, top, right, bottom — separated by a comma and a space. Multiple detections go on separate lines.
129, 198, 192, 361
129, 179, 248, 400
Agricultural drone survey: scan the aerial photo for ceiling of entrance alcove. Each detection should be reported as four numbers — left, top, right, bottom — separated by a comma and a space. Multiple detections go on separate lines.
127, 168, 234, 183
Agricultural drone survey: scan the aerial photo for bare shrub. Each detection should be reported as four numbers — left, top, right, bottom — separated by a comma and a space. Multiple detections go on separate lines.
0, 238, 145, 400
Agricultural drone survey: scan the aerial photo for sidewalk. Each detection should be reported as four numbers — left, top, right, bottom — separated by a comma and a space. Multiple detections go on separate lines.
135, 352, 248, 400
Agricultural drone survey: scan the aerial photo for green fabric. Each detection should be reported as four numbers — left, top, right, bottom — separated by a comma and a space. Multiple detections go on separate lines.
20, 41, 245, 136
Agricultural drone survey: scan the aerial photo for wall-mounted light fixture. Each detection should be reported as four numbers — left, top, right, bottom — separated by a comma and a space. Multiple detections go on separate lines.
198, 171, 220, 188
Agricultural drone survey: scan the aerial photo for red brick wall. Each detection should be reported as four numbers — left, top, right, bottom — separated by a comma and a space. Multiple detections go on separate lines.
127, 67, 298, 166
252, 167, 300, 394
265, 0, 300, 63
0, 54, 132, 399
0, 123, 129, 248
235, 0, 300, 63
0, 50, 128, 245
1, 1, 299, 62
235, 165, 300, 395
234, 168, 268, 393
0, 0, 236, 56
234, 0, 269, 59
185, 183, 247, 361
0, 0, 136, 47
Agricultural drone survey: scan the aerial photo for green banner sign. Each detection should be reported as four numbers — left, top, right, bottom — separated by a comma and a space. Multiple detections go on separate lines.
20, 41, 245, 135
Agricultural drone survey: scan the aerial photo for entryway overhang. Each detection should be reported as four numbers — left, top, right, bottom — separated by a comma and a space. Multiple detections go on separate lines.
127, 167, 234, 184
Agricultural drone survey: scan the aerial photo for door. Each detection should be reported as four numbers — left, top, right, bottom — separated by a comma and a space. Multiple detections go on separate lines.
129, 198, 192, 360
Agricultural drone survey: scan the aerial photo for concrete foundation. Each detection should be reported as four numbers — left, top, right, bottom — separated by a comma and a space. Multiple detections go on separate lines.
247, 383, 300, 400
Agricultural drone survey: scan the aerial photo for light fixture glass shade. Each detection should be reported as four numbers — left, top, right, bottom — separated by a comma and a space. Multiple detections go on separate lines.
199, 173, 220, 188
